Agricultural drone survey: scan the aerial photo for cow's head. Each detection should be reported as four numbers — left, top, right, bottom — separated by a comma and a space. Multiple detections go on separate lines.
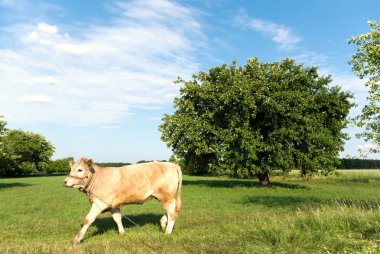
63, 157, 95, 188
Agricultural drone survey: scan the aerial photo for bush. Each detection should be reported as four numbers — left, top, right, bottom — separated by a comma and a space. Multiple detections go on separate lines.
46, 157, 74, 175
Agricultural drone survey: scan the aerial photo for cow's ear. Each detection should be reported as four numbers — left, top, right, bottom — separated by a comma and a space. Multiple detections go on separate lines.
69, 161, 75, 168
85, 159, 93, 167
86, 159, 95, 173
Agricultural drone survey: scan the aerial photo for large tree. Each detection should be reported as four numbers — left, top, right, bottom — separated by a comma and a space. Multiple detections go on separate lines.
348, 20, 380, 152
0, 129, 55, 176
159, 58, 353, 186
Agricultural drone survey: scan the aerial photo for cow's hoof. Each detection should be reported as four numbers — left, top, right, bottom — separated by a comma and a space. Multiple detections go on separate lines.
160, 215, 168, 232
73, 235, 81, 246
164, 219, 175, 234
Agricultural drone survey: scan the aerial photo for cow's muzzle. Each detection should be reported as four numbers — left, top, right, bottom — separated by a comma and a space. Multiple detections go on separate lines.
63, 177, 74, 187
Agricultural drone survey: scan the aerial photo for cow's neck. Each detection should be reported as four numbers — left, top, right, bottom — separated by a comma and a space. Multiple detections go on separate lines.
81, 167, 97, 194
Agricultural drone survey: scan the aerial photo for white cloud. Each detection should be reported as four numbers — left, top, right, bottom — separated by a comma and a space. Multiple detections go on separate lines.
0, 0, 205, 126
37, 22, 58, 34
25, 23, 61, 45
20, 94, 55, 103
56, 43, 92, 55
357, 143, 379, 158
358, 143, 377, 151
292, 51, 329, 69
291, 51, 368, 93
235, 11, 301, 50
32, 76, 58, 85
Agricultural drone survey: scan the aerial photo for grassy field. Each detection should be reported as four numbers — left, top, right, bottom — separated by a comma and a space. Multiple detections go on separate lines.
1, 171, 380, 253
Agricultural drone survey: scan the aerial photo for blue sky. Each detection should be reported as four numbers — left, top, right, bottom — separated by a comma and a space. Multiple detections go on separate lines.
0, 0, 379, 163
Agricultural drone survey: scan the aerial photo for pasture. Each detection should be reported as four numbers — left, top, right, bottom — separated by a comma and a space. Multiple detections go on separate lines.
1, 171, 380, 253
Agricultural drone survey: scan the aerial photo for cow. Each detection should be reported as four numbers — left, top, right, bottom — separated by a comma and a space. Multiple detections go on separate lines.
63, 157, 182, 245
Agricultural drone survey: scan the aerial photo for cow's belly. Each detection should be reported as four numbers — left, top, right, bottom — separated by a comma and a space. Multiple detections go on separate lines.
112, 189, 154, 207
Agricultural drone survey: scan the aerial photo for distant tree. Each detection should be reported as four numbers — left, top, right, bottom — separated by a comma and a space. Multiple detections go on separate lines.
136, 160, 152, 164
338, 158, 380, 169
47, 157, 74, 174
0, 115, 6, 135
169, 154, 188, 175
168, 155, 177, 163
160, 58, 353, 186
0, 129, 55, 176
97, 162, 132, 167
348, 20, 380, 152
0, 116, 8, 173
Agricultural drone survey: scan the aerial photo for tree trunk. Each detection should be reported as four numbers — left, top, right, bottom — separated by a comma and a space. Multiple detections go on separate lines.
256, 172, 271, 187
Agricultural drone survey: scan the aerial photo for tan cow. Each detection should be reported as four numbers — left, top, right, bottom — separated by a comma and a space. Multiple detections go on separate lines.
63, 157, 182, 245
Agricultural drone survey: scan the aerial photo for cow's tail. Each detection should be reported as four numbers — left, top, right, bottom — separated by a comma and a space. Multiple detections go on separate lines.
175, 164, 182, 214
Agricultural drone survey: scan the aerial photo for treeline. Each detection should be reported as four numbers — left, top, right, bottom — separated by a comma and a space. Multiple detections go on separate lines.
47, 160, 133, 174
45, 160, 168, 175
97, 162, 132, 167
44, 157, 165, 175
95, 160, 168, 167
338, 159, 380, 169
42, 158, 380, 175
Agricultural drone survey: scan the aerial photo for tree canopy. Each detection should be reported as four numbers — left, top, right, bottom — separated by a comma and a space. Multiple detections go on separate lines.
0, 129, 55, 176
348, 20, 380, 151
159, 58, 353, 186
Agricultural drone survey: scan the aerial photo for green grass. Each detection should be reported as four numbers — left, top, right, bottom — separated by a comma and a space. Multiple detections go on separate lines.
1, 171, 380, 253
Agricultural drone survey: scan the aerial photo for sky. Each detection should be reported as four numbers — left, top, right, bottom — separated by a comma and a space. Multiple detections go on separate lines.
0, 0, 379, 163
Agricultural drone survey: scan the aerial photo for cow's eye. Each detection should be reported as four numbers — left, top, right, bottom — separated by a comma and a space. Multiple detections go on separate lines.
78, 168, 83, 172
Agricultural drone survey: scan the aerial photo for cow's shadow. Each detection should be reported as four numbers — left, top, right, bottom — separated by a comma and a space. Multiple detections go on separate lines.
0, 182, 33, 189
92, 213, 162, 235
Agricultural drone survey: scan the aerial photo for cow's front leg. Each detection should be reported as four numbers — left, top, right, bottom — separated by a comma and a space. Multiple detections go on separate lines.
111, 208, 125, 234
73, 203, 103, 245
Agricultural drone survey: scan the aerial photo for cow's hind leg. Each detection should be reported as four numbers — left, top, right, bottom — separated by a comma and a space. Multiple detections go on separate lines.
163, 199, 177, 234
111, 208, 125, 234
73, 203, 103, 245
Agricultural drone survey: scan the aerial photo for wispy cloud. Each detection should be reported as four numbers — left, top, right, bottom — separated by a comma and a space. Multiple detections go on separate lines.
291, 51, 368, 93
20, 94, 55, 103
0, 0, 205, 126
235, 10, 301, 50
357, 143, 378, 158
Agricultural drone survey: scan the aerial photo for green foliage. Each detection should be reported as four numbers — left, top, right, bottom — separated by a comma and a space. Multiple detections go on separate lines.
348, 20, 380, 149
0, 116, 7, 172
338, 158, 380, 169
160, 58, 353, 185
0, 129, 55, 176
46, 157, 74, 174
0, 115, 6, 135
